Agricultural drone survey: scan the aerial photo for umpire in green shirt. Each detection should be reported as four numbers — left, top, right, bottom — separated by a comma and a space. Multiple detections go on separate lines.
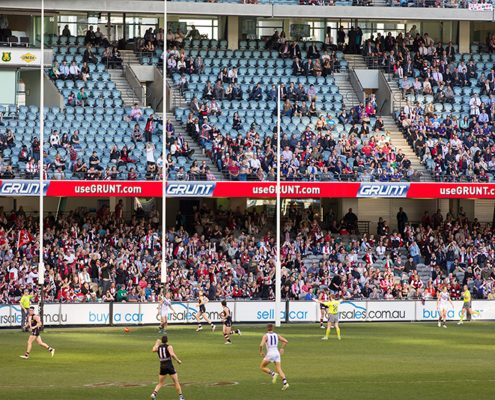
20, 290, 33, 332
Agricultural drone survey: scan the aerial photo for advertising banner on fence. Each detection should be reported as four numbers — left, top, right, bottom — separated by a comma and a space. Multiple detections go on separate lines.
2, 301, 495, 328
339, 300, 416, 322
0, 48, 42, 67
3, 180, 495, 199
0, 303, 111, 327
415, 300, 495, 321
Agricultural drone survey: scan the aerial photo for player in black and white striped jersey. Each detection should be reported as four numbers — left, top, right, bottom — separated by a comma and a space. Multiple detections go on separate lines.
150, 336, 184, 400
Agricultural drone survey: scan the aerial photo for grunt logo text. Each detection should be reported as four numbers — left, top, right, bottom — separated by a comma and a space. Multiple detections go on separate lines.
357, 183, 409, 198
0, 181, 49, 196
166, 183, 215, 197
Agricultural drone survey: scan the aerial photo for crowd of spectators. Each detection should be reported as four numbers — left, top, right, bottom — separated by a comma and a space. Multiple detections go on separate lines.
280, 205, 495, 301
398, 102, 495, 181
2, 203, 495, 304
40, 105, 161, 181
0, 204, 278, 303
359, 27, 495, 181
170, 29, 420, 181
45, 25, 164, 181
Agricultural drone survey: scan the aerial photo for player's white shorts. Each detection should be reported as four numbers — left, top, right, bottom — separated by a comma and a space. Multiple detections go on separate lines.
439, 302, 449, 313
160, 311, 168, 319
264, 350, 281, 363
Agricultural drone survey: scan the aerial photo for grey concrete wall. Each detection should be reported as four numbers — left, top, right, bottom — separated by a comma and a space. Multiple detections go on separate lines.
355, 69, 379, 89
376, 71, 392, 116
349, 70, 365, 104
21, 70, 41, 108
2, 1, 491, 22
148, 67, 163, 112
43, 72, 65, 109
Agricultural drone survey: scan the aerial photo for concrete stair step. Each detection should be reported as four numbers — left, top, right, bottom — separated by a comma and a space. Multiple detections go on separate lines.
165, 107, 224, 180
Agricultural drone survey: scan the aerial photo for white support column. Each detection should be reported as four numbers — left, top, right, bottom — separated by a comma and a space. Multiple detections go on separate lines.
38, 0, 45, 286
275, 85, 281, 327
161, 0, 168, 289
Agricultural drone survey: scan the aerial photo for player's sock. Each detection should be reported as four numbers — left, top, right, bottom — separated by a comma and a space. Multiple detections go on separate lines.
336, 326, 341, 339
282, 379, 288, 385
234, 329, 241, 335
48, 347, 53, 352
459, 314, 464, 322
325, 327, 331, 338
178, 393, 184, 400
270, 371, 275, 377
320, 318, 323, 327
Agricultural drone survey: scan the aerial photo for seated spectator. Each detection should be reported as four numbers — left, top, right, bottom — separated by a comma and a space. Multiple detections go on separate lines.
132, 123, 143, 143
53, 167, 65, 180
59, 60, 70, 80
49, 62, 61, 80
84, 26, 96, 45
130, 103, 144, 121
18, 145, 29, 162
248, 83, 263, 101
25, 158, 38, 179
88, 151, 103, 171
83, 44, 97, 64
81, 62, 90, 82
49, 130, 60, 148
76, 88, 88, 106
69, 61, 81, 81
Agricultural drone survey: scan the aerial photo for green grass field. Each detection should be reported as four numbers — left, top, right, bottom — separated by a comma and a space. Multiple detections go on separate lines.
1, 322, 494, 400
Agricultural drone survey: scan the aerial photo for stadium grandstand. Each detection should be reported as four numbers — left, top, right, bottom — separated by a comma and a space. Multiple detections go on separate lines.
1, 2, 495, 399
2, 196, 495, 304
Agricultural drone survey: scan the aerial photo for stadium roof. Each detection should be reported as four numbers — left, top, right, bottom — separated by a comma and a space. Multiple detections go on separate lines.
0, 1, 493, 21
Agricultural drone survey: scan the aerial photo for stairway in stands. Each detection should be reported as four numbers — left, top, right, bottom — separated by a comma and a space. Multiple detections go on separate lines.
166, 79, 227, 180
166, 111, 224, 181
334, 54, 369, 109
334, 73, 360, 109
108, 69, 141, 106
168, 79, 189, 110
343, 54, 368, 69
110, 50, 146, 107
380, 115, 431, 181
385, 73, 404, 114
119, 50, 140, 65
341, 53, 432, 181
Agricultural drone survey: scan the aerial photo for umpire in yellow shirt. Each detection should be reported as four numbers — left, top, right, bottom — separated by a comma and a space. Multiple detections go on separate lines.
20, 290, 33, 332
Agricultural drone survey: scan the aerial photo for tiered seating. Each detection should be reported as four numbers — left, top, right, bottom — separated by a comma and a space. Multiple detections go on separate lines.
171, 39, 357, 180
139, 48, 164, 66
45, 40, 163, 180
0, 104, 39, 178
387, 42, 495, 181
52, 46, 123, 108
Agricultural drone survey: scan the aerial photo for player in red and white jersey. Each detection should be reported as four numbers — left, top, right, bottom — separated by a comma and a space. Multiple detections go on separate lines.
318, 289, 329, 329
